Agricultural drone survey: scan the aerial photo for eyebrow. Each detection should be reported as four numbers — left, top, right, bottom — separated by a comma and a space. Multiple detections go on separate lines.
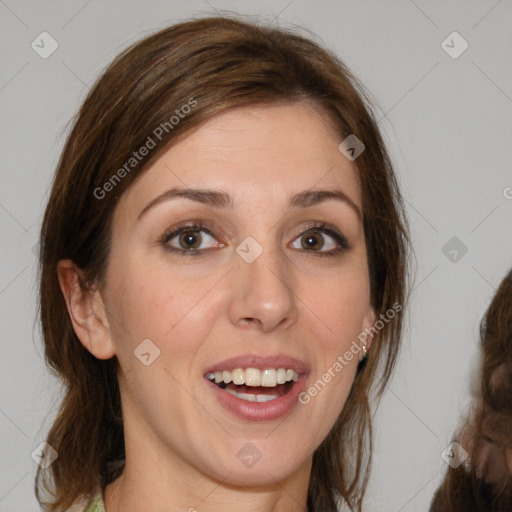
137, 187, 362, 221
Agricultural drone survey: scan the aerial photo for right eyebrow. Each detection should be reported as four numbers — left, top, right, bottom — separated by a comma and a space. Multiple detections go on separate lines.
138, 187, 233, 220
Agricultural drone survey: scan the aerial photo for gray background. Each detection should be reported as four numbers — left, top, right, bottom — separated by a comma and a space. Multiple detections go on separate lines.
1, 1, 511, 511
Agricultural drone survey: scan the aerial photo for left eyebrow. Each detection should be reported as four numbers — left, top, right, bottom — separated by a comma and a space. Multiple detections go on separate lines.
137, 186, 362, 221
289, 189, 362, 220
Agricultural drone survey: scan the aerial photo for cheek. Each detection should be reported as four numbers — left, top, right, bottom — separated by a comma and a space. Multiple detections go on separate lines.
296, 271, 370, 418
107, 251, 214, 337
108, 267, 225, 422
308, 282, 369, 379
305, 267, 371, 343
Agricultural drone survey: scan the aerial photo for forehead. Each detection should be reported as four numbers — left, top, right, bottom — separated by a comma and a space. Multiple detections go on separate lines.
117, 102, 362, 217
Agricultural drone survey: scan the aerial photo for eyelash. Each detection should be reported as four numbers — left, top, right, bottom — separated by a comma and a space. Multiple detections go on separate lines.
158, 220, 351, 257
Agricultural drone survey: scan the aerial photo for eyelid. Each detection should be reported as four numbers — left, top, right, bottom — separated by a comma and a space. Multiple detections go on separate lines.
159, 220, 222, 250
159, 219, 215, 241
290, 221, 351, 250
159, 219, 351, 255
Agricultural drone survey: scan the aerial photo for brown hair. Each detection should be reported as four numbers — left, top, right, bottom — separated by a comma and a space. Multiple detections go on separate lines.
35, 15, 410, 512
429, 268, 512, 511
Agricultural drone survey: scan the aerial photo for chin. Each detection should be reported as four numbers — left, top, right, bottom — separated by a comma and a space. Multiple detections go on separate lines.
217, 463, 303, 488
196, 443, 309, 487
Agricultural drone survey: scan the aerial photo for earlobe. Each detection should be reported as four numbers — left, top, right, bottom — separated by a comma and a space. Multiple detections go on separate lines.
362, 306, 377, 352
56, 259, 116, 360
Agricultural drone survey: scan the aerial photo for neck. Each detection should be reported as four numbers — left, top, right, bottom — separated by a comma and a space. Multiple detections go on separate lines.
104, 460, 311, 512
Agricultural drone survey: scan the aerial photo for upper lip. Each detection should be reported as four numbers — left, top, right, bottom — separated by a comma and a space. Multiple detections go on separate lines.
204, 354, 310, 375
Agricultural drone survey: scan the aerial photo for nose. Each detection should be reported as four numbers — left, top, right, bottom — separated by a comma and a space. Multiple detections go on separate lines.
227, 241, 299, 333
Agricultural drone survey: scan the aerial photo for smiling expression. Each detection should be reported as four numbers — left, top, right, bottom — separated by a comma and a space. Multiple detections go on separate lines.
96, 101, 376, 486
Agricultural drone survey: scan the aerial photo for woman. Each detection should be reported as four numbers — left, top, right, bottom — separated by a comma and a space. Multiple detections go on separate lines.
429, 269, 512, 511
35, 16, 410, 512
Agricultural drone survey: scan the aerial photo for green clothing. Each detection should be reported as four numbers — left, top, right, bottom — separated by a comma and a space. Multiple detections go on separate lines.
83, 493, 105, 512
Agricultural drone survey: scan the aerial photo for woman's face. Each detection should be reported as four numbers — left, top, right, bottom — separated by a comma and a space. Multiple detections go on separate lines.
98, 102, 375, 487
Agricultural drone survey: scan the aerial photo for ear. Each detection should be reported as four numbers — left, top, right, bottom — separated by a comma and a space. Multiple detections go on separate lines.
56, 259, 116, 359
361, 306, 377, 353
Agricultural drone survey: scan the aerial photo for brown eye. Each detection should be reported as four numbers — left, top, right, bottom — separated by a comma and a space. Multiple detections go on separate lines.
178, 230, 203, 250
162, 225, 219, 253
300, 231, 325, 251
291, 227, 344, 253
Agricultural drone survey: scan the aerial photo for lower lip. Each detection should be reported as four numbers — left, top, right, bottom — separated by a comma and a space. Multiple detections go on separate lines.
205, 376, 308, 422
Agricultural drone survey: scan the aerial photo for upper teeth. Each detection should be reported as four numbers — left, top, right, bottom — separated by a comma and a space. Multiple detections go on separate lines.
206, 368, 300, 387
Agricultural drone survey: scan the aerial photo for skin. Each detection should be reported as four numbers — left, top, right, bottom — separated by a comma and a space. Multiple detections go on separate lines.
473, 411, 512, 484
57, 102, 376, 512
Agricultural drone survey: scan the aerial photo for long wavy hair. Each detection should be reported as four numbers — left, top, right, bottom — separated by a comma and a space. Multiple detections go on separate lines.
35, 15, 410, 512
429, 268, 512, 511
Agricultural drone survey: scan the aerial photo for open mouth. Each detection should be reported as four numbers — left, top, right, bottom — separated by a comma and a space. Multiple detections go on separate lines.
205, 368, 300, 403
